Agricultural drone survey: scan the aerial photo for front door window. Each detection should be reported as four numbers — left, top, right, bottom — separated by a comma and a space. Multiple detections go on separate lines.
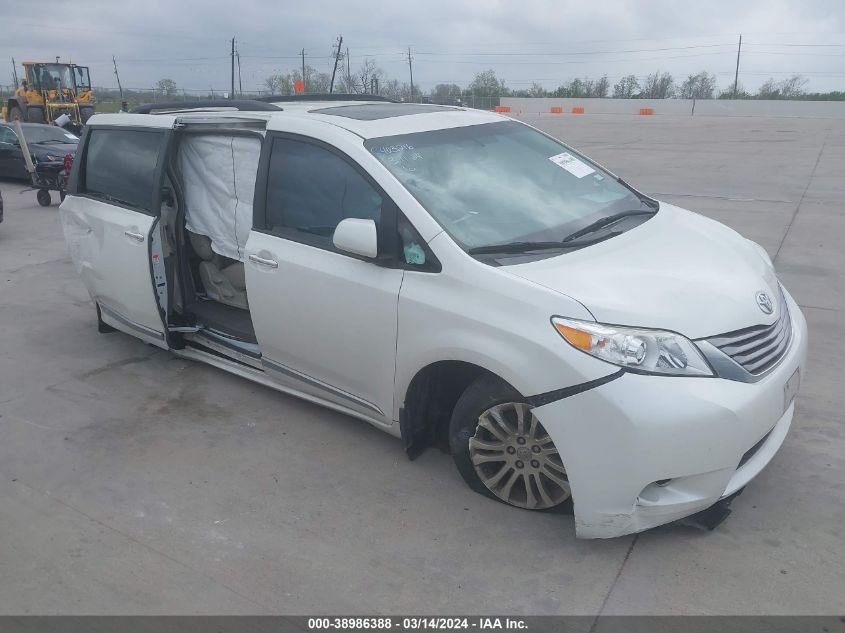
263, 138, 383, 250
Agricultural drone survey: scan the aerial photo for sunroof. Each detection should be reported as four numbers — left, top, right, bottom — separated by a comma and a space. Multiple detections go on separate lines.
311, 103, 459, 121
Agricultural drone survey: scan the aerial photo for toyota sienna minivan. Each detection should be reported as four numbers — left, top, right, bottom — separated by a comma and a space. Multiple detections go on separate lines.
59, 97, 807, 538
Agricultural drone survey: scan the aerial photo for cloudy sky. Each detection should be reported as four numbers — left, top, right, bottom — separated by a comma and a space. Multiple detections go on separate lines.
2, 0, 844, 95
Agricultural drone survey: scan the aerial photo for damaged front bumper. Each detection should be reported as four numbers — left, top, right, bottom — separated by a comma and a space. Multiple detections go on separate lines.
532, 291, 808, 539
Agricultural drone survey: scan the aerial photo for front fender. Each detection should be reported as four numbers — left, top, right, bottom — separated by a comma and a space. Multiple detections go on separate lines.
394, 263, 612, 421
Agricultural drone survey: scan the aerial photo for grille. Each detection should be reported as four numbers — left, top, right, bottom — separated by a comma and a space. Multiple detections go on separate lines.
706, 291, 792, 375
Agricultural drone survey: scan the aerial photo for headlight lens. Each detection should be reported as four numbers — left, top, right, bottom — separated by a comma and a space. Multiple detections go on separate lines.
552, 317, 714, 376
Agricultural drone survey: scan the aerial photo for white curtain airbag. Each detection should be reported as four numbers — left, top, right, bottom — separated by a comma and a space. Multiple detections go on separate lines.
179, 135, 260, 262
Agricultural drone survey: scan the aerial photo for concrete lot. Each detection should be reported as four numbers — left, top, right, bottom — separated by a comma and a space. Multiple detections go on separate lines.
0, 113, 843, 615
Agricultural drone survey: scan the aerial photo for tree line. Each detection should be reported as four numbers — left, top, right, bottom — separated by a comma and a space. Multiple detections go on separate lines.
456, 69, 843, 101
258, 60, 845, 101
32, 60, 840, 113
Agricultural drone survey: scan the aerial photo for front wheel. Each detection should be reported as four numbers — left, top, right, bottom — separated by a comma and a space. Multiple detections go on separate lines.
449, 374, 571, 511
37, 189, 51, 207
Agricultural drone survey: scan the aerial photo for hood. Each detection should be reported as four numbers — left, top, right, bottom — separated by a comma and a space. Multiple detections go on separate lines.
503, 203, 780, 339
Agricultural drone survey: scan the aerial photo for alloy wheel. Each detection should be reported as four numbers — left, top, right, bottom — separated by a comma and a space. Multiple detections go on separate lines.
468, 402, 570, 509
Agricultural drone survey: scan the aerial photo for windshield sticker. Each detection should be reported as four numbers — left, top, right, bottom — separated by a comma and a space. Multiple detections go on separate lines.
549, 152, 594, 178
369, 143, 423, 172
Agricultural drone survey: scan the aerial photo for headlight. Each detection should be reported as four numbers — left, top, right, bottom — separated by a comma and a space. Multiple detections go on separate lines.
552, 317, 714, 377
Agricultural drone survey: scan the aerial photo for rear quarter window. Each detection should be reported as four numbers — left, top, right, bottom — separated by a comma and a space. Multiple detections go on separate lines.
82, 129, 165, 213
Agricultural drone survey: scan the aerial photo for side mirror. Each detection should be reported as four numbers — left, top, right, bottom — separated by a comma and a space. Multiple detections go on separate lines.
333, 218, 378, 259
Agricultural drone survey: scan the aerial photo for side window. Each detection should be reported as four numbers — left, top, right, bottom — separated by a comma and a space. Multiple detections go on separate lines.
0, 127, 16, 144
82, 129, 164, 214
264, 138, 382, 248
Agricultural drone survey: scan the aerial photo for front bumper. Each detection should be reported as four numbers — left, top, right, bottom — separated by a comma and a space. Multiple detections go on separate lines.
533, 289, 808, 539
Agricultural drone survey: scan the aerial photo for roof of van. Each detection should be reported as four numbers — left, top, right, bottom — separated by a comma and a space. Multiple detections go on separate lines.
87, 100, 506, 140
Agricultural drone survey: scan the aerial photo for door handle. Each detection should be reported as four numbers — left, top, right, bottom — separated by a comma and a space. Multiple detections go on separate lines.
249, 254, 279, 269
124, 230, 145, 243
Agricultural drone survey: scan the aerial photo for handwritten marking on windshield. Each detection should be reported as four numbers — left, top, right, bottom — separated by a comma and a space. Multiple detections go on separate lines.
370, 143, 423, 172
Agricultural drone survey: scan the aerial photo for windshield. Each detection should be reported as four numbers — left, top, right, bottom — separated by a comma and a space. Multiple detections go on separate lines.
365, 121, 648, 251
22, 126, 79, 144
32, 64, 75, 90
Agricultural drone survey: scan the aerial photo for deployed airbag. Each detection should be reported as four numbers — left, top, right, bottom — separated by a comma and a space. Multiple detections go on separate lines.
179, 135, 261, 262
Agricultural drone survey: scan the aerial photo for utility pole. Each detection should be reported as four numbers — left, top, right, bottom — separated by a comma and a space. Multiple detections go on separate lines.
732, 34, 742, 99
346, 47, 351, 93
112, 55, 126, 110
407, 47, 414, 103
230, 37, 235, 99
112, 56, 124, 100
329, 35, 343, 94
301, 48, 306, 93
236, 48, 243, 97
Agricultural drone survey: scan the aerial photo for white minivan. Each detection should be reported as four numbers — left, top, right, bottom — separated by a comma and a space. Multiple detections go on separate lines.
59, 96, 807, 538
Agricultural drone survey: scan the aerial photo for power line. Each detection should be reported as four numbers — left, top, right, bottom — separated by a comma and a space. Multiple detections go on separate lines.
83, 57, 230, 65
745, 42, 845, 47
413, 43, 736, 56
413, 51, 738, 65
741, 50, 845, 57
0, 20, 222, 40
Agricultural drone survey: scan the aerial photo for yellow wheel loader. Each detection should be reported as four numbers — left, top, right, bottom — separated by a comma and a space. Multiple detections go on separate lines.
3, 60, 94, 133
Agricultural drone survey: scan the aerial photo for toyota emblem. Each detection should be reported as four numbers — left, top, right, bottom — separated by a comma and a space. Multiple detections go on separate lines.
756, 291, 774, 315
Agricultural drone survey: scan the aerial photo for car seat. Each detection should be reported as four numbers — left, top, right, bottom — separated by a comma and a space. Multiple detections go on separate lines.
188, 232, 248, 310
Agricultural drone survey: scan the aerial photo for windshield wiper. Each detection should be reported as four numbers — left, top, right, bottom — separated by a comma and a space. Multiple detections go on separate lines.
467, 232, 619, 255
560, 208, 657, 243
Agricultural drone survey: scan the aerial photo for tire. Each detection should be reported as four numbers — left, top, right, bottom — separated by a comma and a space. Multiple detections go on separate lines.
8, 106, 24, 122
26, 106, 45, 124
37, 189, 51, 207
449, 374, 572, 511
80, 106, 95, 124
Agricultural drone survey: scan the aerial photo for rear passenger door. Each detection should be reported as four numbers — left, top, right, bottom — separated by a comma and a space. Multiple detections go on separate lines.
245, 130, 404, 424
59, 122, 172, 348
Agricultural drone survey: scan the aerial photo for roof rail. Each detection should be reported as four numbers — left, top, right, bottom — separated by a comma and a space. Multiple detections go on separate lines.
130, 100, 282, 114
253, 93, 395, 103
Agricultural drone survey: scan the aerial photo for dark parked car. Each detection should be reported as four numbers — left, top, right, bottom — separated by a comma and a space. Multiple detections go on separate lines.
0, 122, 79, 181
